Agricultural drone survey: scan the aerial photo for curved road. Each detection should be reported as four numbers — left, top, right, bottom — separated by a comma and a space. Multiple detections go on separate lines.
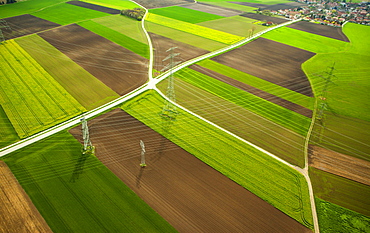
0, 7, 319, 233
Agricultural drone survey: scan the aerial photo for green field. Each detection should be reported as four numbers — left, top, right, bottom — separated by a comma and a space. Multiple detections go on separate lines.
172, 67, 311, 136
315, 198, 370, 233
0, 0, 66, 18
122, 90, 313, 228
309, 167, 370, 217
145, 22, 226, 51
0, 105, 19, 148
197, 15, 265, 37
15, 35, 119, 111
149, 6, 224, 24
0, 40, 85, 138
198, 59, 314, 109
77, 20, 149, 58
310, 112, 370, 161
303, 23, 370, 121
146, 13, 245, 45
262, 26, 350, 54
3, 131, 177, 232
158, 73, 307, 167
32, 3, 109, 25
92, 15, 148, 44
82, 0, 140, 9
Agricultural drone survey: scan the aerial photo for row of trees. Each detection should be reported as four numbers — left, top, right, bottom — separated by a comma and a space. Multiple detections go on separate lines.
0, 0, 17, 4
121, 8, 145, 21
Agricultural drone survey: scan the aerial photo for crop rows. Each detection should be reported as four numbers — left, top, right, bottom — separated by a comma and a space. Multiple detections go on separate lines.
121, 90, 313, 228
145, 13, 245, 45
0, 40, 85, 138
4, 132, 176, 232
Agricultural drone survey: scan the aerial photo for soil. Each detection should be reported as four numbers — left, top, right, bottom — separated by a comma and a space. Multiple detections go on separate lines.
0, 161, 52, 233
232, 2, 306, 11
190, 64, 313, 118
240, 12, 289, 24
149, 32, 209, 74
309, 145, 370, 186
1, 14, 60, 40
134, 0, 193, 9
211, 37, 315, 97
66, 1, 120, 14
69, 109, 312, 233
180, 2, 243, 17
39, 24, 148, 95
287, 21, 349, 42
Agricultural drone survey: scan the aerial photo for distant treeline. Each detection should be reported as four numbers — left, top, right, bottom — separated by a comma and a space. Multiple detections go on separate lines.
121, 8, 145, 21
0, 0, 17, 4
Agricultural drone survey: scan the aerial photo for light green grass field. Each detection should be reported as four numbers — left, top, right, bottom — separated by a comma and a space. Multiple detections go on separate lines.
146, 13, 245, 45
304, 23, 370, 122
0, 40, 85, 138
0, 0, 65, 18
77, 20, 149, 58
0, 105, 19, 148
82, 0, 140, 9
122, 90, 313, 229
145, 22, 226, 51
31, 3, 109, 25
262, 26, 350, 53
197, 15, 265, 37
3, 131, 177, 232
92, 15, 148, 44
149, 6, 224, 24
15, 35, 119, 111
158, 74, 307, 167
199, 0, 292, 4
198, 59, 314, 109
315, 198, 370, 233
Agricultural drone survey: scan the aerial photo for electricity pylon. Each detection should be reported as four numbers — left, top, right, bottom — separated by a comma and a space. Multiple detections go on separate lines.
0, 20, 11, 43
160, 47, 180, 120
140, 140, 146, 167
81, 117, 94, 154
316, 63, 336, 121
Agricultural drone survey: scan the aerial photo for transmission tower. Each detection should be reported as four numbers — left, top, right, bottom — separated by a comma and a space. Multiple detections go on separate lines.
160, 47, 180, 120
140, 140, 146, 167
81, 117, 94, 154
0, 20, 11, 43
316, 63, 336, 121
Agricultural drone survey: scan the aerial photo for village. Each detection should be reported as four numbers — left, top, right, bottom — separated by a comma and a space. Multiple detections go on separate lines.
270, 0, 370, 26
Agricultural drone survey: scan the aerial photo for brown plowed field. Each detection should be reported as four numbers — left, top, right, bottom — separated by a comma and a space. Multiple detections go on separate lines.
2, 14, 60, 40
0, 161, 52, 233
66, 1, 120, 14
309, 145, 370, 186
69, 109, 311, 233
240, 12, 289, 24
190, 64, 313, 117
232, 2, 306, 11
287, 21, 349, 42
134, 0, 193, 9
180, 2, 242, 17
39, 24, 148, 95
149, 32, 209, 74
211, 37, 315, 97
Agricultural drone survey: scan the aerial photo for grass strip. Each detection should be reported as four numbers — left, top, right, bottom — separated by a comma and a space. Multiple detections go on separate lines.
16, 34, 119, 110
121, 89, 313, 228
77, 20, 149, 59
198, 59, 314, 109
149, 6, 224, 24
145, 13, 244, 45
3, 131, 177, 232
32, 3, 109, 25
